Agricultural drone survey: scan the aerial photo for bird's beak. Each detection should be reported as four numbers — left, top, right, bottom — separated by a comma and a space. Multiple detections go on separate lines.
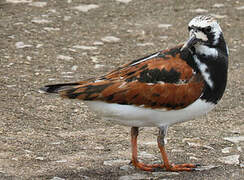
180, 33, 198, 51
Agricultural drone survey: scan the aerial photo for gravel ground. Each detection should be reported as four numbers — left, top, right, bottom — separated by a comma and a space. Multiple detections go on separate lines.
0, 0, 243, 179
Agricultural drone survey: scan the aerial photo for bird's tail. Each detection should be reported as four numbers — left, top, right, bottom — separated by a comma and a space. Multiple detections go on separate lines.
40, 82, 81, 93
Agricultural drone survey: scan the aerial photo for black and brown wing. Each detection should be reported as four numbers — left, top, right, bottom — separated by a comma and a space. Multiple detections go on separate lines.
52, 45, 204, 110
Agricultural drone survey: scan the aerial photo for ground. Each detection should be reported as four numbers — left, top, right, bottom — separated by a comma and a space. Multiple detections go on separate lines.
0, 0, 243, 179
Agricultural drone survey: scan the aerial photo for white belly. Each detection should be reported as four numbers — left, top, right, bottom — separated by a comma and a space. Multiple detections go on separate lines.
85, 99, 215, 127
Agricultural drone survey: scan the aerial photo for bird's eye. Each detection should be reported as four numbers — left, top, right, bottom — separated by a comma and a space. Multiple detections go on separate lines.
204, 26, 212, 33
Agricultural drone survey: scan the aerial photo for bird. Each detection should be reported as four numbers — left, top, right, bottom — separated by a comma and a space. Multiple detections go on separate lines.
40, 15, 229, 172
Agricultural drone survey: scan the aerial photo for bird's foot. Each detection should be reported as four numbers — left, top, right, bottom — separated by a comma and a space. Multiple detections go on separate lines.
131, 160, 164, 171
132, 160, 199, 172
165, 163, 200, 171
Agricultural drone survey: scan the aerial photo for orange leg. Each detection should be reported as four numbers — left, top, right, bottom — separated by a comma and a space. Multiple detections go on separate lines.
131, 127, 164, 171
130, 127, 198, 172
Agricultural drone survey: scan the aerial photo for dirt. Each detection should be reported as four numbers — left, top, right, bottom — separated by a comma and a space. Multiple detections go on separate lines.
0, 0, 243, 179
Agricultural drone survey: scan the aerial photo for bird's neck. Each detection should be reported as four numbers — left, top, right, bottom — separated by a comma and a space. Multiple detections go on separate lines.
193, 37, 228, 104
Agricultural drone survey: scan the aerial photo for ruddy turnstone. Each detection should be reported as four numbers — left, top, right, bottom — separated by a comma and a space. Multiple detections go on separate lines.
40, 15, 228, 171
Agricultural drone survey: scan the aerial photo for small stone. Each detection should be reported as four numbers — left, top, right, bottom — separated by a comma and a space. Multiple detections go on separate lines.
72, 4, 99, 12
64, 16, 71, 21
94, 64, 104, 69
191, 8, 208, 13
6, 0, 32, 3
104, 159, 130, 166
119, 173, 148, 180
31, 18, 51, 24
237, 146, 242, 152
101, 36, 120, 43
139, 151, 155, 159
93, 41, 104, 46
51, 177, 65, 180
35, 157, 44, 161
91, 56, 99, 63
210, 14, 227, 19
71, 65, 78, 71
152, 172, 179, 177
189, 156, 198, 160
137, 42, 154, 46
212, 3, 224, 8
195, 165, 218, 171
218, 155, 240, 165
43, 27, 60, 31
36, 44, 43, 48
158, 24, 172, 28
221, 147, 232, 153
56, 159, 67, 163
57, 55, 74, 61
236, 6, 244, 10
15, 42, 32, 49
120, 164, 133, 171
159, 36, 168, 40
29, 2, 47, 7
73, 45, 97, 50
223, 136, 244, 143
116, 0, 132, 3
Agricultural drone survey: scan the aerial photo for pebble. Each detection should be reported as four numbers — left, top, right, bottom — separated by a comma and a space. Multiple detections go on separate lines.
43, 27, 60, 31
94, 64, 105, 69
120, 164, 133, 171
57, 55, 74, 61
31, 18, 51, 24
212, 3, 225, 8
55, 159, 67, 163
29, 2, 47, 7
15, 42, 32, 49
119, 173, 148, 180
35, 157, 44, 161
72, 4, 99, 12
223, 136, 244, 143
236, 6, 244, 10
221, 147, 232, 154
137, 42, 154, 47
6, 0, 32, 3
195, 165, 218, 171
73, 45, 97, 50
64, 16, 71, 21
158, 24, 172, 28
191, 8, 208, 13
101, 36, 120, 43
103, 159, 130, 166
218, 155, 240, 165
152, 172, 179, 177
116, 0, 132, 3
51, 177, 65, 180
93, 41, 104, 46
71, 65, 78, 71
139, 151, 155, 159
210, 14, 227, 19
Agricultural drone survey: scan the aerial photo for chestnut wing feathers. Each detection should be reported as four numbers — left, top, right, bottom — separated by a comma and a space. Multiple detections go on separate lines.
60, 46, 204, 110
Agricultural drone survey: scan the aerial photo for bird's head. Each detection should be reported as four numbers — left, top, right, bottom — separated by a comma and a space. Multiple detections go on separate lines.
181, 15, 224, 52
